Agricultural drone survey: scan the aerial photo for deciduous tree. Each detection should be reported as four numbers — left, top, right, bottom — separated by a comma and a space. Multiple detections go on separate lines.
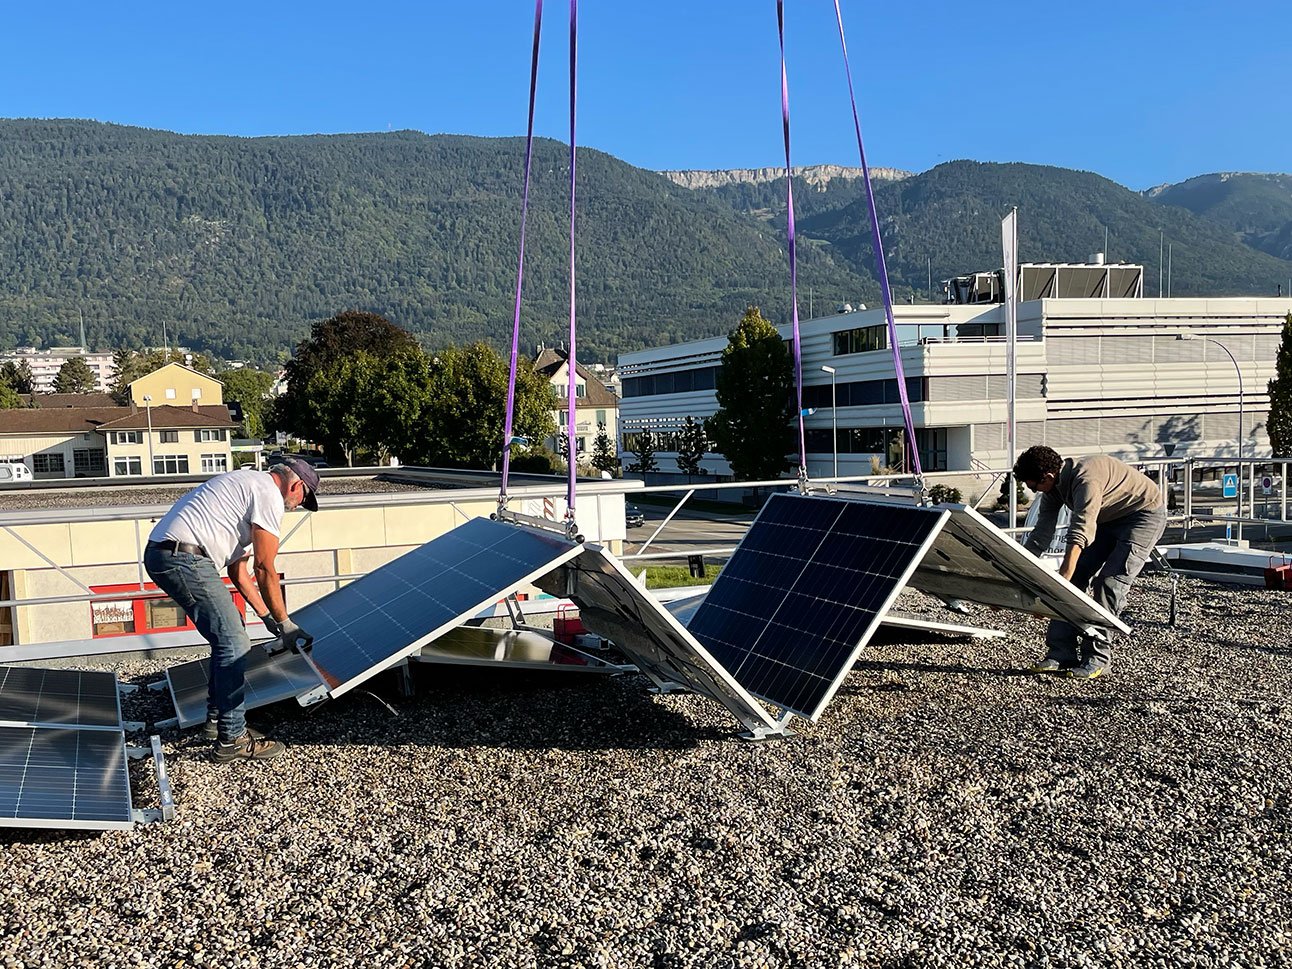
591, 423, 619, 475
217, 367, 277, 439
627, 428, 658, 473
706, 305, 794, 481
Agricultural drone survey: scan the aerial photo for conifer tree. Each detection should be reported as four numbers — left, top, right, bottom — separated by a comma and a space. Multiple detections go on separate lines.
675, 416, 708, 479
1268, 312, 1292, 457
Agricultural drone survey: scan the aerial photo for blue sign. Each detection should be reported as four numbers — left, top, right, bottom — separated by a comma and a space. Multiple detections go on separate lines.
1222, 473, 1239, 498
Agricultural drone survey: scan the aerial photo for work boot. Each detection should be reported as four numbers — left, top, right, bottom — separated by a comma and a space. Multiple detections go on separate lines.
202, 716, 263, 743
1066, 658, 1108, 681
211, 732, 285, 762
1028, 656, 1071, 674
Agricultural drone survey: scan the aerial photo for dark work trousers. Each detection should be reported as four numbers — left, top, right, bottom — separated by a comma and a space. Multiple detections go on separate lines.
1044, 505, 1167, 669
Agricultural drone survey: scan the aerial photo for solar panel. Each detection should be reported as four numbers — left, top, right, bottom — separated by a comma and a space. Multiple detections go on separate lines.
534, 547, 783, 737
0, 726, 134, 830
165, 649, 323, 729
163, 518, 586, 722
909, 504, 1131, 635
687, 494, 949, 721
0, 666, 123, 729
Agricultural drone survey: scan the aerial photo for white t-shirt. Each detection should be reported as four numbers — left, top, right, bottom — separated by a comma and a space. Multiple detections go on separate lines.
149, 469, 285, 568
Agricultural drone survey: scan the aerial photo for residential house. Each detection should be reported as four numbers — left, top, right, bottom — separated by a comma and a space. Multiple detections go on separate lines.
533, 348, 619, 464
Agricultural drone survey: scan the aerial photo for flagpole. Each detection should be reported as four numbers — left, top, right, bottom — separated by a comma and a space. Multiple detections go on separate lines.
1002, 208, 1019, 533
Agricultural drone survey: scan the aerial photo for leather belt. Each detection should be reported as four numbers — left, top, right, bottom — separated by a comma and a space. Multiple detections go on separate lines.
146, 539, 209, 559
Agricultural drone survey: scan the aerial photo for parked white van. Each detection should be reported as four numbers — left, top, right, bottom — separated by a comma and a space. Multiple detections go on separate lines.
0, 463, 33, 483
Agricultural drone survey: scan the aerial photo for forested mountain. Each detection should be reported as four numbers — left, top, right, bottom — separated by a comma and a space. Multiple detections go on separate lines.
698, 161, 1292, 299
0, 120, 870, 363
2, 120, 1290, 365
1146, 173, 1292, 262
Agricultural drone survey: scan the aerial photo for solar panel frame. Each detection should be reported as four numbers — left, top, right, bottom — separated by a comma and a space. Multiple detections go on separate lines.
686, 494, 950, 723
0, 667, 123, 730
534, 546, 782, 736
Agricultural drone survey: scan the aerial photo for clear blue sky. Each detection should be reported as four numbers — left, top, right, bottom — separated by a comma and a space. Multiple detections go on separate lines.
5, 0, 1289, 189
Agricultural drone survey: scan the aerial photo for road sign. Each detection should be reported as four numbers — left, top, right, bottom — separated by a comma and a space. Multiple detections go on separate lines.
1262, 474, 1274, 495
1222, 473, 1239, 498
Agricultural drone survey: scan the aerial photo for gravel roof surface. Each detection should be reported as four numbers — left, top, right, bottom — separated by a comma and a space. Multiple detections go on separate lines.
2, 574, 1289, 968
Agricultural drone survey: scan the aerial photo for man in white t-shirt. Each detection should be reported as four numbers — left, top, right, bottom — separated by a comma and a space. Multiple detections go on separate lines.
144, 458, 320, 762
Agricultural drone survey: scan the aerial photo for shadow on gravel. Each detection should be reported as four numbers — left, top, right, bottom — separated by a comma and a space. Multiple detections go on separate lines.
0, 828, 104, 847
185, 664, 717, 753
851, 658, 1034, 679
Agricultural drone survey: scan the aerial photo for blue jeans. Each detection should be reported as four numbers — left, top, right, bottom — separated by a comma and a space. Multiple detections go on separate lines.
1044, 505, 1167, 669
144, 547, 251, 741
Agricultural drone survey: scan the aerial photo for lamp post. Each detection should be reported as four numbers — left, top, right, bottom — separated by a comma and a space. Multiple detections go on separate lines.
142, 394, 155, 476
1178, 332, 1243, 538
821, 365, 838, 479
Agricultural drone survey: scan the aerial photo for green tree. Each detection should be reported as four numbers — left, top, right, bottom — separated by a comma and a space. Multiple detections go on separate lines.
627, 428, 658, 473
1269, 313, 1292, 457
279, 311, 421, 463
405, 343, 555, 470
217, 367, 277, 439
590, 423, 619, 475
675, 416, 708, 479
0, 383, 22, 409
0, 361, 33, 395
53, 356, 97, 394
706, 305, 795, 481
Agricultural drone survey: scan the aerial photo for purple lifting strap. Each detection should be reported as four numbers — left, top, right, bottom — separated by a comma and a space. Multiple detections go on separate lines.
833, 0, 923, 478
777, 0, 806, 474
565, 0, 579, 519
500, 0, 544, 500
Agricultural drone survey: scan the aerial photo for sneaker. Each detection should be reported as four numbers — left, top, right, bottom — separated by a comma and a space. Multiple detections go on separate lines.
1066, 659, 1108, 681
202, 717, 263, 742
211, 732, 286, 762
1029, 657, 1071, 674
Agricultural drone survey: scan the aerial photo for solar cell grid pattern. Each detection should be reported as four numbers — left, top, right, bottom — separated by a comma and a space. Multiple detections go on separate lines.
0, 666, 121, 728
304, 518, 578, 691
688, 494, 946, 719
0, 726, 132, 827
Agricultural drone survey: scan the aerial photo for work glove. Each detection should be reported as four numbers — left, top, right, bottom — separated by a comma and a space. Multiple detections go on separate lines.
261, 615, 315, 656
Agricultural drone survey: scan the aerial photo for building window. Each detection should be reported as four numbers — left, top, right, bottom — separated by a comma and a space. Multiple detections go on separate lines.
201, 453, 228, 473
576, 382, 586, 398
90, 581, 248, 638
72, 449, 106, 477
596, 409, 607, 427
32, 453, 65, 474
192, 389, 202, 400
160, 430, 179, 443
154, 455, 190, 474
196, 428, 226, 442
832, 324, 887, 356
114, 456, 143, 476
165, 388, 176, 400
114, 431, 141, 445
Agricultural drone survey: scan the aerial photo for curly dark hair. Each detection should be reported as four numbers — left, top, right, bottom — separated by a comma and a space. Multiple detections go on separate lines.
1013, 445, 1063, 482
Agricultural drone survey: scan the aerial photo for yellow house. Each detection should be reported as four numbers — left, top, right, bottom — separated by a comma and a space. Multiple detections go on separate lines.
127, 362, 223, 407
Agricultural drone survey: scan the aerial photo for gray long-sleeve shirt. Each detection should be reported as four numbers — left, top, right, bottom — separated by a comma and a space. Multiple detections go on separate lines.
1024, 455, 1162, 554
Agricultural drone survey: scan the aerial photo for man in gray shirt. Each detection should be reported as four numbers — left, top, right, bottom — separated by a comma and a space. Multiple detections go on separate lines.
1015, 445, 1166, 680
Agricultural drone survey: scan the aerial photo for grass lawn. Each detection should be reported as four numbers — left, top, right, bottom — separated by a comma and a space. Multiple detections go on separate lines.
643, 563, 723, 589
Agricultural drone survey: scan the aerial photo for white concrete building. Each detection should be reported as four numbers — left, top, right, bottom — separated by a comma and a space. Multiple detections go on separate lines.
0, 346, 115, 393
617, 297, 1292, 479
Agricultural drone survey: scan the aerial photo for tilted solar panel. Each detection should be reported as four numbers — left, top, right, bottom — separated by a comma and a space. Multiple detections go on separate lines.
534, 546, 782, 737
164, 518, 586, 722
0, 667, 122, 729
165, 649, 322, 729
687, 494, 949, 721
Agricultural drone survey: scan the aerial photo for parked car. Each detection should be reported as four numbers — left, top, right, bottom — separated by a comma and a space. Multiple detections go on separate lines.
625, 503, 645, 528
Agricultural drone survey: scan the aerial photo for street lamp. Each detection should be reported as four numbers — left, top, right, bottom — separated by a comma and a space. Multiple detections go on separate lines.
142, 394, 155, 476
1178, 332, 1243, 537
821, 365, 838, 479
